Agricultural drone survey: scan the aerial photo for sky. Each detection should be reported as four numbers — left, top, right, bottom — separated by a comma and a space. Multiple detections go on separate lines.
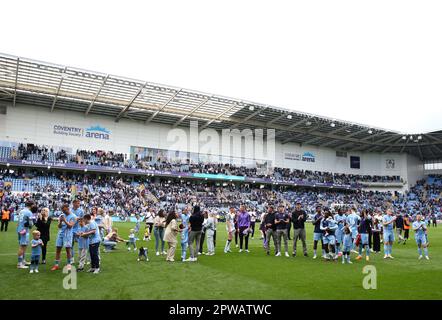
2, 0, 442, 134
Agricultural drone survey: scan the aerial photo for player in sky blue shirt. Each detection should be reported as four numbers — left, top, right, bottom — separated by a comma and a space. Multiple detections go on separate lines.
412, 215, 429, 260
312, 205, 325, 259
320, 210, 338, 260
382, 209, 396, 259
51, 203, 77, 271
81, 214, 101, 273
356, 210, 371, 262
71, 199, 84, 262
334, 209, 346, 255
180, 208, 190, 261
16, 200, 35, 269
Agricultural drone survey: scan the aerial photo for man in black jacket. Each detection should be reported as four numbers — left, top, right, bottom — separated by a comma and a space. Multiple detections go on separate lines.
292, 202, 308, 257
264, 206, 278, 255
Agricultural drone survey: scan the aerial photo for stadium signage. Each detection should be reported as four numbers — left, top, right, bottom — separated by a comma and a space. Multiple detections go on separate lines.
193, 173, 245, 181
302, 152, 315, 162
52, 124, 111, 140
284, 152, 301, 161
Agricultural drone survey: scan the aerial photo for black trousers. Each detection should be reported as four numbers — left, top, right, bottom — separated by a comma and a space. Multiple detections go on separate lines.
239, 227, 249, 250
0, 219, 8, 232
235, 229, 239, 245
41, 239, 49, 261
372, 232, 381, 252
89, 243, 100, 269
213, 230, 217, 247
286, 223, 292, 240
368, 230, 372, 248
199, 231, 206, 253
250, 222, 256, 238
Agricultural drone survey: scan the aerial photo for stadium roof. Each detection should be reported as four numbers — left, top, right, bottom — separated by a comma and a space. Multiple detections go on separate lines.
0, 52, 441, 161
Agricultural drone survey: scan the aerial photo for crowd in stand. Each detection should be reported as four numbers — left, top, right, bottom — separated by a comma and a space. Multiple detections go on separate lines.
2, 142, 403, 184
1, 166, 441, 223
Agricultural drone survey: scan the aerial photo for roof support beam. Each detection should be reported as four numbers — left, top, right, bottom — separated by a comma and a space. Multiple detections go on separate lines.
265, 113, 289, 126
350, 134, 399, 152
302, 126, 352, 146
50, 67, 67, 112
381, 137, 407, 153
85, 75, 109, 116
275, 118, 310, 138
145, 89, 181, 124
417, 143, 424, 160
12, 58, 19, 107
426, 145, 437, 159
115, 82, 147, 122
200, 102, 239, 129
281, 125, 322, 144
173, 96, 212, 128
333, 131, 391, 150
229, 105, 268, 129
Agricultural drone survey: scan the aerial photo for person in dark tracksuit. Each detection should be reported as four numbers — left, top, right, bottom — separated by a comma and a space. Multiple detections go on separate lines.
264, 206, 277, 255
291, 202, 308, 257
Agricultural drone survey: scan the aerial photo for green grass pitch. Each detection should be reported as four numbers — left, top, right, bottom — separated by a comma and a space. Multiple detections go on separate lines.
0, 222, 441, 300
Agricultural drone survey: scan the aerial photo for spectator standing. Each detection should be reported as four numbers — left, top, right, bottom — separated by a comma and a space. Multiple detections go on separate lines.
164, 211, 181, 262
35, 208, 52, 264
153, 209, 166, 256
275, 204, 290, 257
186, 205, 204, 262
237, 205, 251, 253
1, 205, 10, 232
291, 202, 308, 257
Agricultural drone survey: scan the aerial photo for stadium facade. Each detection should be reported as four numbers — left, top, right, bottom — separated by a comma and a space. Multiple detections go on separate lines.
1, 53, 441, 192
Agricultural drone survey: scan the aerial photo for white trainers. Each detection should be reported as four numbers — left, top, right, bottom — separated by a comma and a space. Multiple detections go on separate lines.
388, 255, 394, 259
313, 254, 317, 259
128, 248, 131, 251
239, 249, 243, 253
418, 255, 423, 260
93, 268, 100, 274
285, 252, 289, 257
18, 264, 29, 269
156, 252, 160, 256
29, 269, 34, 274
275, 252, 281, 257
35, 269, 39, 273
245, 250, 249, 253
425, 256, 430, 260
162, 251, 167, 255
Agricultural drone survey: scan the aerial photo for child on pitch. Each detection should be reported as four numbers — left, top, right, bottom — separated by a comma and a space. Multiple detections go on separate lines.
80, 214, 101, 274
412, 215, 430, 260
320, 210, 338, 260
30, 230, 43, 273
127, 229, 137, 251
76, 218, 89, 271
342, 226, 353, 264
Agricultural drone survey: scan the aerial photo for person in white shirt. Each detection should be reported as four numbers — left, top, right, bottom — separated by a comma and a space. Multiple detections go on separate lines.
224, 207, 236, 253
144, 208, 156, 241
249, 210, 257, 239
